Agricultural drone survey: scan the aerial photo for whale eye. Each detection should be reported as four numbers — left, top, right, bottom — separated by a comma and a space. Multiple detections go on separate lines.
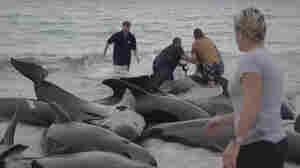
121, 152, 132, 159
116, 106, 128, 111
121, 139, 130, 144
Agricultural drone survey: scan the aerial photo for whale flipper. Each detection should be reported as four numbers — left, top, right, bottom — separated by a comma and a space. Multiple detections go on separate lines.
0, 106, 29, 160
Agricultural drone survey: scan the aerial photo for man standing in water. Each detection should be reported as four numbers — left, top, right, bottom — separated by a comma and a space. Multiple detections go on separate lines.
103, 21, 140, 74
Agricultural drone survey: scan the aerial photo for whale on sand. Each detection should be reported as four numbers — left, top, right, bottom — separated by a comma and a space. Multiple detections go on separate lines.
0, 106, 155, 168
102, 77, 210, 123
141, 118, 232, 151
142, 118, 300, 164
2, 150, 155, 168
160, 76, 295, 120
103, 75, 295, 120
10, 57, 147, 140
10, 58, 115, 122
13, 151, 155, 168
0, 98, 56, 126
92, 105, 146, 141
41, 101, 157, 166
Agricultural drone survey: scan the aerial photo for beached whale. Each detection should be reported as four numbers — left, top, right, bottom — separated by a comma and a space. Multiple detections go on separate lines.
102, 78, 211, 123
103, 75, 295, 120
0, 98, 56, 126
10, 57, 116, 122
141, 119, 300, 164
41, 101, 157, 166
141, 118, 232, 151
8, 151, 155, 168
2, 149, 155, 168
92, 105, 146, 141
161, 76, 295, 120
0, 105, 155, 168
10, 57, 148, 140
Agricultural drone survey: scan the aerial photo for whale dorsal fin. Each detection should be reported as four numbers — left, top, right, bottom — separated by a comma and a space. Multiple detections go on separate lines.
10, 58, 48, 84
100, 78, 127, 105
107, 78, 150, 97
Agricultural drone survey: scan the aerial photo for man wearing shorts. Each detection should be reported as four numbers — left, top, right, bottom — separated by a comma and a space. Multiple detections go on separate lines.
183, 28, 229, 97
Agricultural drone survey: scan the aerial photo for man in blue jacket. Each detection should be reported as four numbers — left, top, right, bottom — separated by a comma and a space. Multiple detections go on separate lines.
103, 21, 140, 73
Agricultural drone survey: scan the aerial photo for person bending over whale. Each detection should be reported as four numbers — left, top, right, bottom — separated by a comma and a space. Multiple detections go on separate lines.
151, 37, 187, 88
183, 28, 229, 97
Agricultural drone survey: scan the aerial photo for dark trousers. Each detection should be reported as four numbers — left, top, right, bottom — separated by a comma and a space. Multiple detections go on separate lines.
197, 64, 229, 97
237, 138, 288, 168
152, 64, 174, 88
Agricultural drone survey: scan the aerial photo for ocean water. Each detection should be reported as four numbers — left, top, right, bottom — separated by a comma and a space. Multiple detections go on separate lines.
0, 0, 299, 167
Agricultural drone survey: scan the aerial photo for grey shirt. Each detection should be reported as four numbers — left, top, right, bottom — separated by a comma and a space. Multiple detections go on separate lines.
229, 47, 286, 145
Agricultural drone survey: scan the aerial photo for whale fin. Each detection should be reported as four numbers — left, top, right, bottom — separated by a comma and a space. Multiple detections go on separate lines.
46, 101, 72, 123
10, 57, 48, 84
95, 78, 127, 105
0, 104, 19, 145
120, 76, 168, 95
106, 78, 150, 98
0, 144, 29, 160
0, 105, 29, 161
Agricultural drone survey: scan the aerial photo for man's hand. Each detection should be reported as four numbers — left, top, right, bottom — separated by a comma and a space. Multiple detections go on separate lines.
182, 55, 189, 61
203, 115, 223, 137
103, 43, 109, 57
133, 49, 140, 64
222, 141, 240, 168
136, 56, 140, 64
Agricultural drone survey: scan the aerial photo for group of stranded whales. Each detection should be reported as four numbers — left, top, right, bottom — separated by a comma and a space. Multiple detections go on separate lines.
0, 57, 298, 166
101, 74, 295, 120
10, 58, 146, 141
0, 105, 155, 168
140, 118, 300, 164
8, 58, 157, 166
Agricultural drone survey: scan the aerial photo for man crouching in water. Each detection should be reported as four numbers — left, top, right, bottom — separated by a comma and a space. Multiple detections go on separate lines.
183, 28, 229, 97
151, 37, 187, 88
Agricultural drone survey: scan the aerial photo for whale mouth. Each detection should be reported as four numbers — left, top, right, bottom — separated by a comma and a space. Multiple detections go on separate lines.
142, 110, 179, 126
121, 152, 132, 159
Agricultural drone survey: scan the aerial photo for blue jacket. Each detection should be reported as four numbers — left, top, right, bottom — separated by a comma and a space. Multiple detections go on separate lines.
107, 31, 136, 66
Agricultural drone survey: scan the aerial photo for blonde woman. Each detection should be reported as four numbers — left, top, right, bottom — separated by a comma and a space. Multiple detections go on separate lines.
204, 7, 287, 168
